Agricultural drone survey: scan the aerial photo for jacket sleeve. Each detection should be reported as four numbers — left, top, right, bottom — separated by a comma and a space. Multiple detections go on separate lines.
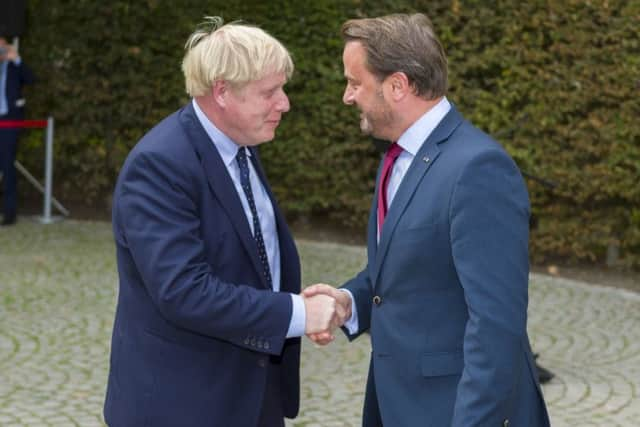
115, 151, 292, 355
17, 60, 35, 85
449, 148, 531, 425
341, 267, 374, 340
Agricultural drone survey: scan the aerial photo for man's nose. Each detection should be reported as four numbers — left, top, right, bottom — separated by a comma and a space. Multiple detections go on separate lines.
276, 91, 290, 112
343, 86, 354, 105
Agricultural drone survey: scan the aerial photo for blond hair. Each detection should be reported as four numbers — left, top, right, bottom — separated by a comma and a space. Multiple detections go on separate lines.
182, 16, 294, 97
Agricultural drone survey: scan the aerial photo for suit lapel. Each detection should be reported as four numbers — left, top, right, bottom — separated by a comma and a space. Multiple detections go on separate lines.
179, 103, 269, 289
371, 106, 464, 286
248, 147, 300, 292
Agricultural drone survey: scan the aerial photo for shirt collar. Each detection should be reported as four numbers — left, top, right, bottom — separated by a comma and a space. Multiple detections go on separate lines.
396, 96, 451, 156
192, 98, 247, 167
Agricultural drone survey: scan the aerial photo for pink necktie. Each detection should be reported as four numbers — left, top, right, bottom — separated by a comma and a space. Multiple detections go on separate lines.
377, 142, 403, 234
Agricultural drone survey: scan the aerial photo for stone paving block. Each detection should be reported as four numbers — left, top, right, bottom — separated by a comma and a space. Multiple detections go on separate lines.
1, 222, 639, 426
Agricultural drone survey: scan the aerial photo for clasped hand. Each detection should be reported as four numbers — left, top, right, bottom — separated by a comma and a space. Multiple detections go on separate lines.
301, 284, 352, 346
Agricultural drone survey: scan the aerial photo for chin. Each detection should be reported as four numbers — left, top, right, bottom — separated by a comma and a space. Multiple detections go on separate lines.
360, 120, 373, 135
257, 133, 276, 145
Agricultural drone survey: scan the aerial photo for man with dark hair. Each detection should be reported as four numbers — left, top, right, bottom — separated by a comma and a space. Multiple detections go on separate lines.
0, 36, 34, 226
306, 13, 550, 426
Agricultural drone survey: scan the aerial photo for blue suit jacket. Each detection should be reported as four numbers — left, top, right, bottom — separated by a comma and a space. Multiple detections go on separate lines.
0, 59, 34, 120
104, 103, 301, 427
344, 106, 550, 426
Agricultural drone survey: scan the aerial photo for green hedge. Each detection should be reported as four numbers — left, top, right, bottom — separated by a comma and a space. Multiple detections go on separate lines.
18, 0, 640, 267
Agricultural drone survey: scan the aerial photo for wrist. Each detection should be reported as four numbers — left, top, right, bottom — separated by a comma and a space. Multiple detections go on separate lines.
337, 289, 353, 317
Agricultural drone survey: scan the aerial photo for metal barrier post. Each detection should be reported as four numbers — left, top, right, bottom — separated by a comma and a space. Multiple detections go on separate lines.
0, 118, 68, 222
39, 117, 56, 224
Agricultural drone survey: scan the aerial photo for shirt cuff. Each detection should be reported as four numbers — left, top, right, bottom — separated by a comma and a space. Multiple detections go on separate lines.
339, 289, 359, 334
286, 293, 306, 338
12, 57, 21, 66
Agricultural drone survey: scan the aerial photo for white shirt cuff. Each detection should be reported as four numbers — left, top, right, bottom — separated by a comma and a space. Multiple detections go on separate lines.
339, 289, 359, 334
286, 293, 306, 338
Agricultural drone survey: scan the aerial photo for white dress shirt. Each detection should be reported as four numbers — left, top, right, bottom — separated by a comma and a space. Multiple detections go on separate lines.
192, 99, 305, 338
0, 57, 21, 116
343, 97, 452, 334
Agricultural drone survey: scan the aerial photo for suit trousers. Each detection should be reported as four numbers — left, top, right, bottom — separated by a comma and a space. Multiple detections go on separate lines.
0, 128, 19, 218
256, 360, 285, 427
363, 357, 384, 427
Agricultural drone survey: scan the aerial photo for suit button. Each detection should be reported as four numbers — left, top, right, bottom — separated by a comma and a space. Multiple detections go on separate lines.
373, 295, 382, 305
244, 338, 250, 345
251, 338, 256, 346
264, 342, 270, 350
503, 419, 510, 427
258, 358, 267, 368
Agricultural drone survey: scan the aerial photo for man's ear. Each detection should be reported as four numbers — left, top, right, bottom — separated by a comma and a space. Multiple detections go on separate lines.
387, 72, 411, 101
212, 80, 228, 107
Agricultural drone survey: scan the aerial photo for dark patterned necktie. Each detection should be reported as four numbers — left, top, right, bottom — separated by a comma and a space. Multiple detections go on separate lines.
236, 147, 273, 289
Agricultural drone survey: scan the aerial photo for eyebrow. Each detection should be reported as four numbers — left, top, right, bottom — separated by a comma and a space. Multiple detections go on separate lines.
262, 83, 284, 95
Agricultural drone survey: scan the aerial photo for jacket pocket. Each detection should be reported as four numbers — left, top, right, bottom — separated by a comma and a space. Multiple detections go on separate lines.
421, 351, 464, 377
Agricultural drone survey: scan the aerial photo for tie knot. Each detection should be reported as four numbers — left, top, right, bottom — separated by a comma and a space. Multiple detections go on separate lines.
236, 147, 247, 162
386, 142, 403, 160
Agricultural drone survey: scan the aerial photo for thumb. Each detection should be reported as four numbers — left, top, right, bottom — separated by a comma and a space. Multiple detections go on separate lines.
302, 287, 318, 297
302, 284, 331, 297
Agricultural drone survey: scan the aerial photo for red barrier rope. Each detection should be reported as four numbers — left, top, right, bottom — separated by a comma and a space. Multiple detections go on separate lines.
0, 119, 48, 129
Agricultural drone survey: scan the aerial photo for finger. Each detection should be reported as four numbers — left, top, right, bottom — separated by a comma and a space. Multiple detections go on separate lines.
301, 287, 319, 297
303, 284, 335, 297
314, 337, 334, 346
308, 331, 334, 346
319, 330, 335, 343
332, 311, 346, 329
313, 330, 334, 341
333, 307, 347, 326
302, 284, 327, 297
324, 298, 338, 330
306, 332, 325, 342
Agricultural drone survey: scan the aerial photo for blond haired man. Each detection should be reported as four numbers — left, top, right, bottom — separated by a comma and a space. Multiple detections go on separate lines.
104, 18, 338, 427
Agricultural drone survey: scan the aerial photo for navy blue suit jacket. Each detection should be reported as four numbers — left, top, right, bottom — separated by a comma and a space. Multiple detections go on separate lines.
0, 59, 34, 119
344, 106, 550, 426
104, 102, 301, 426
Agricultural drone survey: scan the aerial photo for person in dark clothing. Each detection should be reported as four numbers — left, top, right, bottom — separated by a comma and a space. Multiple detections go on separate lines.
0, 36, 35, 226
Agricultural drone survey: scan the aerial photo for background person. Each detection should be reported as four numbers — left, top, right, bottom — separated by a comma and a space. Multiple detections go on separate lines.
0, 36, 34, 226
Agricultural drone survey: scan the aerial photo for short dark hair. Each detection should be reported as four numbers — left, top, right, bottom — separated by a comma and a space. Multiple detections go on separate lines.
341, 13, 448, 100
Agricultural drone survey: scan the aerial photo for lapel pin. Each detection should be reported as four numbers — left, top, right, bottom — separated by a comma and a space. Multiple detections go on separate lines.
423, 156, 430, 163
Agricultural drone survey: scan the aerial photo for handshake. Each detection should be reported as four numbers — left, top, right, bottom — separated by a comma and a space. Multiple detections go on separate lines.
302, 284, 352, 346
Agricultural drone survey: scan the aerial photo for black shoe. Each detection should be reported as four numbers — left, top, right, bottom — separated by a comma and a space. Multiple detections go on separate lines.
536, 362, 555, 384
1, 215, 16, 226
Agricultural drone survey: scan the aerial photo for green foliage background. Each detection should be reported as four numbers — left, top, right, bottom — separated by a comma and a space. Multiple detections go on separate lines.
17, 0, 640, 267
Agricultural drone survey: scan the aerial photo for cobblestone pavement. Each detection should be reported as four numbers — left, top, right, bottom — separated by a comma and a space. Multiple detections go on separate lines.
0, 221, 639, 426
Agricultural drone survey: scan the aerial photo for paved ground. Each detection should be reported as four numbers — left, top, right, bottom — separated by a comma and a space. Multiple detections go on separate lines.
0, 220, 639, 426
